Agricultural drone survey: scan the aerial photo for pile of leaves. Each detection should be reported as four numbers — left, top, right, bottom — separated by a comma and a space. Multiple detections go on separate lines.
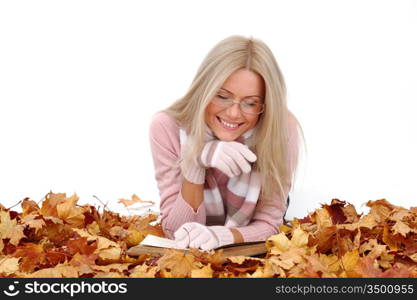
1, 192, 417, 278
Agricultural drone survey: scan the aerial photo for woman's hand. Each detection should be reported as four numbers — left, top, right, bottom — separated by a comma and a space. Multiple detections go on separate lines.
174, 222, 234, 250
199, 141, 257, 178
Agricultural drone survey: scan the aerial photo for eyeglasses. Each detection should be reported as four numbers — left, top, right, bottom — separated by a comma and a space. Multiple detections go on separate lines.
211, 93, 265, 115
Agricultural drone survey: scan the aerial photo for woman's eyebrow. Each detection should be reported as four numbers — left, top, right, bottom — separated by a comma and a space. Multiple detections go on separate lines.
220, 88, 262, 98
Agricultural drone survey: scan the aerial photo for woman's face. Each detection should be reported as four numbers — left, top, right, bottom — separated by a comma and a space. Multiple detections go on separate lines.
205, 68, 265, 141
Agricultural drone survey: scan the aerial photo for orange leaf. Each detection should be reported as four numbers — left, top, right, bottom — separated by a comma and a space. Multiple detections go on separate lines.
118, 194, 154, 207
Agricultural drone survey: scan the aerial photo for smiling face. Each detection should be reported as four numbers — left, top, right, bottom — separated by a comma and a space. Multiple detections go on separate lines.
204, 68, 265, 141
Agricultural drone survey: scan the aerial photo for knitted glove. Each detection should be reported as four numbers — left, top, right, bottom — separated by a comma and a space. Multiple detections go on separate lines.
174, 222, 234, 250
181, 125, 216, 184
199, 140, 257, 178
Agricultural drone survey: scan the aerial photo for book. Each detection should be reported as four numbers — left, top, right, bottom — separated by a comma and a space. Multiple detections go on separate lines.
126, 234, 267, 259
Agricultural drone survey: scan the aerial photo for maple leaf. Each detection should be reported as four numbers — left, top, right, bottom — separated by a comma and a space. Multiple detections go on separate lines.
250, 259, 286, 278
392, 220, 413, 237
129, 264, 159, 278
267, 226, 310, 255
323, 199, 348, 225
43, 221, 77, 246
340, 249, 360, 274
381, 263, 414, 278
69, 252, 97, 275
311, 207, 333, 230
21, 197, 40, 215
314, 225, 336, 253
0, 210, 26, 245
226, 257, 263, 275
56, 193, 85, 227
382, 224, 399, 251
366, 199, 396, 223
118, 194, 154, 207
302, 253, 337, 278
269, 248, 305, 271
157, 249, 199, 278
354, 254, 384, 278
1, 192, 417, 278
20, 214, 46, 233
27, 263, 79, 278
67, 237, 97, 256
13, 243, 46, 272
191, 264, 214, 278
97, 246, 122, 262
0, 257, 20, 275
39, 192, 67, 217
189, 247, 226, 267
93, 263, 131, 274
319, 253, 340, 274
44, 248, 68, 266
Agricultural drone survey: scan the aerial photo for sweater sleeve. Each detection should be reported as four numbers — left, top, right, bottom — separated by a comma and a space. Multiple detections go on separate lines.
234, 111, 300, 242
149, 112, 206, 239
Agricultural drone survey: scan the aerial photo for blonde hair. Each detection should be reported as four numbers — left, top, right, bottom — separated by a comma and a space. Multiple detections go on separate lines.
159, 35, 306, 204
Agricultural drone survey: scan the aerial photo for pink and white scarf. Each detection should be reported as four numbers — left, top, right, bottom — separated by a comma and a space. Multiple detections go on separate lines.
179, 126, 261, 228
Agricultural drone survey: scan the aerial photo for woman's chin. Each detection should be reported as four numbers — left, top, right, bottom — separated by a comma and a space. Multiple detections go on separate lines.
213, 130, 240, 141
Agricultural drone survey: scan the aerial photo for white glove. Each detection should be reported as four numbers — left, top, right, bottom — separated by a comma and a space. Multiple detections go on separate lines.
199, 141, 257, 178
174, 222, 234, 250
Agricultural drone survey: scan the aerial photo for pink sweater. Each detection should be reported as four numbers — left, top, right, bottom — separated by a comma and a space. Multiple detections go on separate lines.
149, 111, 299, 242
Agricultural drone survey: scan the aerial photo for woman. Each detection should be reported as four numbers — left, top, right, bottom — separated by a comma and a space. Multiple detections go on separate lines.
149, 35, 304, 251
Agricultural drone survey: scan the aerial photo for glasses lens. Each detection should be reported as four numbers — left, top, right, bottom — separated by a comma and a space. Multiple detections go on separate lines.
212, 95, 263, 115
241, 99, 263, 114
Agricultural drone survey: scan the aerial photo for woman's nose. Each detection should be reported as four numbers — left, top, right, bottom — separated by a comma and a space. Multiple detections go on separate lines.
225, 102, 242, 118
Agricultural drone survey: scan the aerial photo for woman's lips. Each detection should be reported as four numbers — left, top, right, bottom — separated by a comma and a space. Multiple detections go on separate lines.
216, 116, 244, 131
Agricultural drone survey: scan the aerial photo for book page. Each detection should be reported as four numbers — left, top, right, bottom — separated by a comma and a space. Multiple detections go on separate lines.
140, 234, 265, 250
140, 234, 187, 250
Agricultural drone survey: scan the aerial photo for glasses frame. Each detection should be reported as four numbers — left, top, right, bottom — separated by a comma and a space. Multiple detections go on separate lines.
211, 95, 265, 115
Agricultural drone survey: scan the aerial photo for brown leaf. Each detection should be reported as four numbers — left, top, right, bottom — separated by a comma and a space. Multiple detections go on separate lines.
13, 243, 46, 272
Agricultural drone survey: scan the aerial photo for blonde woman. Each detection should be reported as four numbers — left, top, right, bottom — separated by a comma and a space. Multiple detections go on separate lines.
149, 35, 304, 251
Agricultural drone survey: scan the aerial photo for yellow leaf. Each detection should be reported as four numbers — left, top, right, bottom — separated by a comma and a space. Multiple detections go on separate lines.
291, 227, 309, 248
157, 249, 197, 278
392, 220, 412, 237
98, 247, 122, 261
0, 211, 26, 245
28, 264, 79, 278
341, 249, 359, 272
125, 228, 145, 247
191, 264, 214, 278
266, 233, 291, 253
0, 257, 20, 274
278, 224, 292, 234
129, 264, 159, 278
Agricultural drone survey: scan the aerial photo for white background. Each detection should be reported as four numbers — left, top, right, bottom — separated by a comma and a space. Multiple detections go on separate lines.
0, 0, 416, 218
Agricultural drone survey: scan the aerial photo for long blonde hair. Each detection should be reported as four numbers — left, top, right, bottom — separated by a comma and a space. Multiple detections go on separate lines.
160, 35, 306, 204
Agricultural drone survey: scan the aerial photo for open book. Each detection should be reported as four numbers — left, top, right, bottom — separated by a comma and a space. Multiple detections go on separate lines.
126, 234, 267, 258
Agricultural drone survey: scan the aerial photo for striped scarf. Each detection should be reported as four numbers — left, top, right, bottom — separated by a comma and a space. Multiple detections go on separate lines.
179, 125, 261, 228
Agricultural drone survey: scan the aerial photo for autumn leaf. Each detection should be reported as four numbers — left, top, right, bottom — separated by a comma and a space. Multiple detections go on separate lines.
21, 197, 40, 216
0, 210, 26, 245
129, 264, 159, 278
13, 243, 46, 272
1, 191, 417, 278
157, 249, 199, 277
56, 193, 85, 227
118, 194, 154, 207
0, 257, 20, 275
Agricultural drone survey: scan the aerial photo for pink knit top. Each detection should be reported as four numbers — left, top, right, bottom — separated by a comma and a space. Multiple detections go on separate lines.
149, 111, 299, 242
